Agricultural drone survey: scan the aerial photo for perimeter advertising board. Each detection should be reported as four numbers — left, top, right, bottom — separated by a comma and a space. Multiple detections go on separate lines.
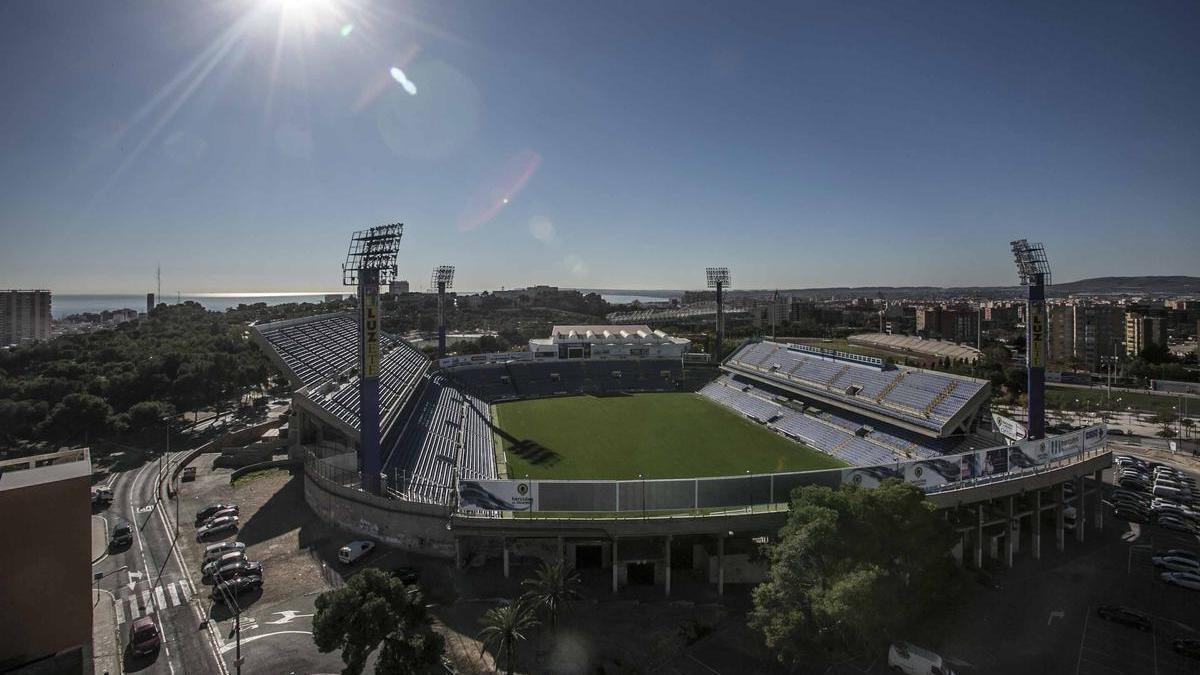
992, 412, 1028, 443
461, 426, 1107, 513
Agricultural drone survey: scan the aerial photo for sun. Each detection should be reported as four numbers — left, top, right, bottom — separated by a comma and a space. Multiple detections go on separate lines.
268, 0, 342, 32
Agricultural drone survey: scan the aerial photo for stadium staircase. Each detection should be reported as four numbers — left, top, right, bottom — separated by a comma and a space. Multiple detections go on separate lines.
924, 380, 959, 418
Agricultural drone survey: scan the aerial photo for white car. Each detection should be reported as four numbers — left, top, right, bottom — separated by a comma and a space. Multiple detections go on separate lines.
1152, 555, 1200, 573
1160, 572, 1200, 591
203, 541, 246, 565
338, 540, 376, 564
887, 642, 956, 675
196, 515, 239, 542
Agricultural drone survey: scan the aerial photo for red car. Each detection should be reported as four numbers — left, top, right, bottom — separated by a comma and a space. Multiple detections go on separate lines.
129, 616, 161, 656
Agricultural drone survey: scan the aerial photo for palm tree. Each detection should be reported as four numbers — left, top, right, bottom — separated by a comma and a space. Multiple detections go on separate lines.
521, 561, 583, 631
478, 600, 539, 675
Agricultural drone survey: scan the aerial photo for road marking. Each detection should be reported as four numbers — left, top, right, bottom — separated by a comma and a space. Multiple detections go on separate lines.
265, 610, 314, 625
217, 631, 312, 654
166, 581, 180, 606
137, 504, 156, 513
155, 585, 168, 610
1075, 605, 1091, 675
114, 596, 125, 624
128, 597, 142, 619
1048, 610, 1065, 626
142, 589, 154, 611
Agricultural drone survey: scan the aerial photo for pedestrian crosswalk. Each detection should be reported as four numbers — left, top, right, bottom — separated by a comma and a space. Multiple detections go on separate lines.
114, 580, 191, 625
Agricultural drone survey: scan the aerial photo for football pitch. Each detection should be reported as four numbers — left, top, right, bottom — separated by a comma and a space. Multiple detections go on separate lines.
493, 393, 846, 480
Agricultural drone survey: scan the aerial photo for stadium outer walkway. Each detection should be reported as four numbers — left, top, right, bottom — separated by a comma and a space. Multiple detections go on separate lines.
450, 449, 1112, 597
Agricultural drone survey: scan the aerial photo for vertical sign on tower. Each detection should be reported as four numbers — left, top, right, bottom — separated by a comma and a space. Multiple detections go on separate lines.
363, 291, 380, 377
1029, 301, 1046, 369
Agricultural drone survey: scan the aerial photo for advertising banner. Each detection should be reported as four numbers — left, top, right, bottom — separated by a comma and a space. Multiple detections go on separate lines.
457, 479, 537, 511
1029, 301, 1046, 369
992, 412, 1028, 442
363, 291, 380, 378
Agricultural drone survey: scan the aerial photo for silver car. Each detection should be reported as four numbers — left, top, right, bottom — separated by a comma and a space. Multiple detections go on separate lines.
196, 515, 239, 542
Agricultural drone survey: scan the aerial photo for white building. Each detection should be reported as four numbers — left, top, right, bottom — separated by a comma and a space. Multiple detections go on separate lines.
528, 325, 690, 360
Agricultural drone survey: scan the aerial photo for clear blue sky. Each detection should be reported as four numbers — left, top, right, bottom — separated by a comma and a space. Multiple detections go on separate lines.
1, 0, 1197, 293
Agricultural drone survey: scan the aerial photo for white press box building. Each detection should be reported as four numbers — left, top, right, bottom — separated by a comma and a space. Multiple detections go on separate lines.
528, 324, 691, 360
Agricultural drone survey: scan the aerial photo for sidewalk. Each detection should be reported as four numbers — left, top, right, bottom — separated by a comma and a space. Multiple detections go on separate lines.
93, 589, 122, 675
92, 515, 109, 564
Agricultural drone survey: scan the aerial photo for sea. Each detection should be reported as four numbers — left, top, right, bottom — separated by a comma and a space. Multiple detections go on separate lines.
50, 292, 670, 319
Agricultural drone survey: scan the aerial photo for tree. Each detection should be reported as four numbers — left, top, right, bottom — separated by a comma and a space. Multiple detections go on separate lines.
38, 393, 112, 441
750, 480, 961, 668
521, 561, 582, 631
477, 600, 539, 675
126, 400, 177, 432
312, 568, 444, 675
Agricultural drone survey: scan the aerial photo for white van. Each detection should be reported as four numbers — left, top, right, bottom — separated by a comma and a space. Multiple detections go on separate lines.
888, 642, 956, 675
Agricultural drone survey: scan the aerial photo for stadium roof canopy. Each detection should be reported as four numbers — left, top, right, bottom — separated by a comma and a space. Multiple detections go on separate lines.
848, 333, 982, 363
250, 313, 429, 438
723, 340, 990, 438
543, 325, 689, 346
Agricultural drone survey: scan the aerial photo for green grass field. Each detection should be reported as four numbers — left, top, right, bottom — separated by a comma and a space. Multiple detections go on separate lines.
493, 393, 846, 480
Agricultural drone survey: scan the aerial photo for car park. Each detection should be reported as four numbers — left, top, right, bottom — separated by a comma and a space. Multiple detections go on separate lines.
195, 503, 238, 525
203, 541, 246, 564
211, 575, 263, 605
128, 616, 161, 656
109, 520, 133, 548
1151, 555, 1200, 573
1160, 571, 1200, 591
338, 540, 376, 564
1095, 605, 1152, 631
196, 515, 239, 541
203, 551, 247, 577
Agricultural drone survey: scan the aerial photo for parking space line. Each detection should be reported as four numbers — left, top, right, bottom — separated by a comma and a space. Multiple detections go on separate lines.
1076, 606, 1091, 675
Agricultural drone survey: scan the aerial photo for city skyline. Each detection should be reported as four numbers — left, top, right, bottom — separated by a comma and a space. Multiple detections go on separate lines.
2, 1, 1199, 293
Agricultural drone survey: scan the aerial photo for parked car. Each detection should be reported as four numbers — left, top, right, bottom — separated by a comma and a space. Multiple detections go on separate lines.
215, 560, 263, 581
338, 540, 376, 564
128, 616, 161, 656
1112, 508, 1149, 524
1154, 485, 1192, 500
181, 466, 197, 482
1160, 571, 1200, 591
196, 515, 239, 542
203, 541, 246, 565
1173, 638, 1200, 660
211, 575, 263, 605
110, 520, 133, 548
1096, 605, 1152, 631
1156, 515, 1197, 534
195, 503, 237, 525
91, 487, 113, 507
887, 642, 957, 675
1151, 555, 1200, 573
203, 551, 247, 577
1155, 548, 1200, 564
198, 508, 239, 528
392, 566, 420, 585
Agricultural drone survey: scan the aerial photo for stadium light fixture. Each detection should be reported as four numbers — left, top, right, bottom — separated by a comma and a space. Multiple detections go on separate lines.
705, 267, 731, 289
430, 265, 456, 290
1009, 239, 1051, 286
343, 224, 403, 286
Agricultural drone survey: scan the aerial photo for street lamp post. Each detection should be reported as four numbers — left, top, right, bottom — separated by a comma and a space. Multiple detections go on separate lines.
213, 571, 243, 675
93, 565, 129, 605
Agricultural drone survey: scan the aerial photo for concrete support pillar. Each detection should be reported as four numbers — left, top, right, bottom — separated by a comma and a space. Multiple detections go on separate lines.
455, 538, 463, 569
1005, 496, 1015, 568
502, 538, 510, 579
612, 538, 619, 594
1055, 483, 1065, 553
717, 536, 726, 596
1093, 470, 1104, 531
664, 536, 672, 598
1033, 490, 1042, 560
1075, 476, 1085, 543
975, 504, 984, 569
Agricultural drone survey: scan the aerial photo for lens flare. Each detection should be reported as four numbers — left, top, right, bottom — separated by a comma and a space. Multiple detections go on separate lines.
389, 67, 418, 95
457, 149, 542, 231
340, 23, 354, 37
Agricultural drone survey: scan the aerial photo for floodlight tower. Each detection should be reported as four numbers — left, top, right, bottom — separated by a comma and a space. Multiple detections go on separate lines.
706, 267, 731, 361
343, 224, 403, 494
1011, 239, 1052, 440
431, 265, 455, 358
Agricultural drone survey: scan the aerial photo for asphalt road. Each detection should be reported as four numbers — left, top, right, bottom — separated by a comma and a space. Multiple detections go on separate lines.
92, 449, 226, 675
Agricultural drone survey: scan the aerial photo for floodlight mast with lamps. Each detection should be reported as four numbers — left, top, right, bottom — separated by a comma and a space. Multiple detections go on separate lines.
1010, 239, 1051, 440
431, 265, 455, 358
706, 267, 731, 361
343, 223, 403, 494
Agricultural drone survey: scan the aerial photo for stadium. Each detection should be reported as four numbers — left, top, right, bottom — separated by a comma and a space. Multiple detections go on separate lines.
250, 229, 1112, 594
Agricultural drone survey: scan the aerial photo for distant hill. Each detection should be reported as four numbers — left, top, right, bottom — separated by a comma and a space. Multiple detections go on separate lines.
1048, 276, 1200, 295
